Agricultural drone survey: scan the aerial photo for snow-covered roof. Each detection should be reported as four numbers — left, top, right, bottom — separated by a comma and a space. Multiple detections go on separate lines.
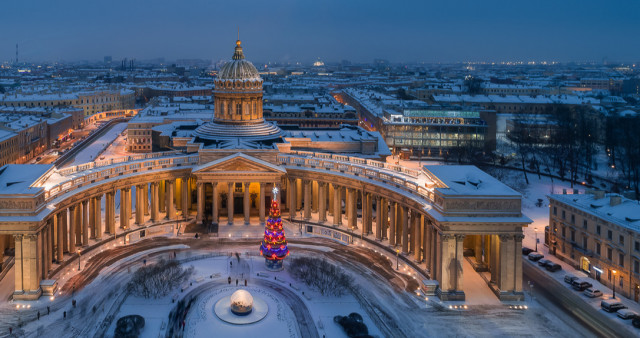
424, 165, 519, 196
0, 164, 52, 194
550, 193, 640, 231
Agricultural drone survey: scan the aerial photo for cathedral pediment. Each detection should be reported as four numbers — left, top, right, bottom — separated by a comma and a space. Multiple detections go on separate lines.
193, 152, 285, 174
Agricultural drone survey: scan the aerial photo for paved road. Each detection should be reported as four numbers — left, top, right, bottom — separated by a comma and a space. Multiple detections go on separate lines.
523, 260, 635, 338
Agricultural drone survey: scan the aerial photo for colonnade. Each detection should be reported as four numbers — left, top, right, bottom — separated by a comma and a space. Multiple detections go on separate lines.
282, 176, 524, 300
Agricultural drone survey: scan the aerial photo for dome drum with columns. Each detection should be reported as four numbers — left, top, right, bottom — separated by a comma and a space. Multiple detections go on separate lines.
195, 39, 283, 141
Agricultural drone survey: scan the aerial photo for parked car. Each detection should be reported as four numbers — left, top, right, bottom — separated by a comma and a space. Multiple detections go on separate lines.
601, 300, 627, 313
617, 309, 638, 320
583, 288, 603, 298
571, 280, 593, 291
528, 252, 544, 261
538, 259, 552, 267
522, 247, 534, 255
564, 274, 579, 284
632, 316, 640, 328
546, 263, 562, 272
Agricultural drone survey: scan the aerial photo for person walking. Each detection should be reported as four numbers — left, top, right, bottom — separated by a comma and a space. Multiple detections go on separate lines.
244, 279, 247, 286
47, 306, 50, 315
63, 311, 66, 319
235, 279, 238, 286
37, 311, 40, 320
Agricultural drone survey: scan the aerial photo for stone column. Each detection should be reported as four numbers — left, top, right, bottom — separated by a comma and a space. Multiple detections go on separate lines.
288, 178, 296, 221
159, 180, 165, 212
375, 196, 382, 240
296, 178, 302, 211
166, 179, 175, 220
182, 178, 189, 219
42, 223, 49, 277
74, 204, 82, 246
62, 210, 68, 253
47, 221, 53, 272
244, 182, 250, 225
120, 188, 130, 229
474, 235, 483, 268
389, 202, 396, 246
136, 185, 144, 225
365, 192, 373, 235
56, 213, 63, 262
401, 206, 409, 254
312, 181, 318, 213
414, 213, 422, 261
498, 234, 516, 294
422, 216, 429, 270
381, 198, 388, 240
515, 234, 524, 293
259, 183, 266, 225
196, 182, 204, 224
14, 235, 23, 292
68, 205, 76, 253
76, 200, 89, 246
95, 195, 102, 240
82, 200, 90, 245
328, 183, 334, 216
318, 182, 327, 223
143, 183, 149, 216
333, 184, 342, 226
84, 197, 96, 240
227, 182, 234, 225
303, 180, 311, 220
212, 182, 219, 224
150, 183, 159, 222
126, 187, 132, 222
349, 188, 358, 230
106, 192, 115, 234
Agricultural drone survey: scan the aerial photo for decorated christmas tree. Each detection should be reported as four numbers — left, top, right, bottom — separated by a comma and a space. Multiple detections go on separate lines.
260, 187, 289, 271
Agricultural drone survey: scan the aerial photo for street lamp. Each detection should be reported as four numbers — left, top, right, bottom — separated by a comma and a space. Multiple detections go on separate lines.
396, 249, 400, 271
612, 270, 617, 299
77, 249, 81, 271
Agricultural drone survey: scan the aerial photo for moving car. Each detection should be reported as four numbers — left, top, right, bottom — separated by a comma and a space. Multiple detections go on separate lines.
522, 247, 534, 255
571, 280, 593, 291
583, 288, 603, 298
564, 274, 578, 284
632, 317, 640, 328
537, 259, 552, 267
528, 252, 544, 261
617, 309, 637, 320
545, 263, 562, 272
601, 300, 627, 313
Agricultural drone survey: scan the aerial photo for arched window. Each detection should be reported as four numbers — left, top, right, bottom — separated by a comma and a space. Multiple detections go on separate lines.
236, 103, 242, 116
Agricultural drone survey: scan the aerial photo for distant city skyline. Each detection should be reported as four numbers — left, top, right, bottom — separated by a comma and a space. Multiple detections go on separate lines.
2, 0, 639, 64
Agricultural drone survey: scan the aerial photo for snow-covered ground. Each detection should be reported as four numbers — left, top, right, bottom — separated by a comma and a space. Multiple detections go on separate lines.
61, 122, 127, 168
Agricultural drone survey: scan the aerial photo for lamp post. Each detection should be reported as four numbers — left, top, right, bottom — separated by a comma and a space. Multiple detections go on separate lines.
612, 270, 617, 299
396, 249, 400, 271
534, 228, 539, 252
77, 249, 81, 271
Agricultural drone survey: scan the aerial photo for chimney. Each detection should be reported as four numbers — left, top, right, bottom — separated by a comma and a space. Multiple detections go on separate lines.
610, 195, 622, 207
594, 190, 605, 200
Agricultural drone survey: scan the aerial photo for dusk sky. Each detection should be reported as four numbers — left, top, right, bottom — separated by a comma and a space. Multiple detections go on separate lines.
2, 0, 639, 63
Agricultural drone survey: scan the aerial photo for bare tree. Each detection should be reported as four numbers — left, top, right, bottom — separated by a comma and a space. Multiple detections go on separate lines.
128, 259, 194, 298
289, 257, 354, 296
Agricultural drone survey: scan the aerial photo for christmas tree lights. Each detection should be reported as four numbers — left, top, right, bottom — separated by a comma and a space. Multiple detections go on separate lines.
260, 187, 289, 271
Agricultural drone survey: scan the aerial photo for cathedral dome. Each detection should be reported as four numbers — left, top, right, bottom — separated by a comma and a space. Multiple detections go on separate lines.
217, 40, 261, 81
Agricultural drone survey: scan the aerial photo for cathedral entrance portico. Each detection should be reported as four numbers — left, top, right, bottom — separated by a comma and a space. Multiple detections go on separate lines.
192, 153, 286, 227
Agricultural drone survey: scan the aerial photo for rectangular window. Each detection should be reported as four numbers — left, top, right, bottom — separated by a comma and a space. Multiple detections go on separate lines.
562, 227, 566, 238
596, 225, 601, 235
583, 219, 588, 229
583, 236, 588, 249
608, 230, 613, 240
620, 276, 624, 288
636, 241, 640, 252
571, 230, 575, 242
571, 214, 575, 224
620, 253, 625, 267
607, 248, 612, 261
562, 210, 566, 220
620, 235, 625, 245
596, 243, 601, 255
635, 260, 639, 274
553, 206, 557, 215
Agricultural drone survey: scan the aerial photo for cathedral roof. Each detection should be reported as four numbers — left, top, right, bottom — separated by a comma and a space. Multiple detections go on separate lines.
217, 40, 261, 82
